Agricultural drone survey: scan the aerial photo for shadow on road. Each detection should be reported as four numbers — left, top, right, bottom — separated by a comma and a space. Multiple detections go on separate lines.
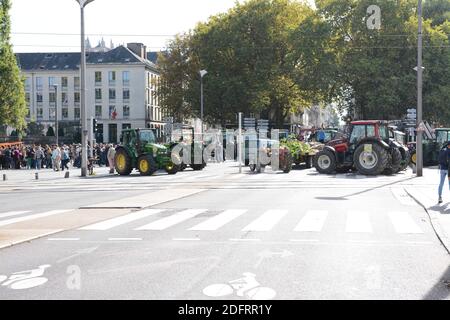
429, 203, 450, 214
423, 265, 450, 300
315, 176, 417, 201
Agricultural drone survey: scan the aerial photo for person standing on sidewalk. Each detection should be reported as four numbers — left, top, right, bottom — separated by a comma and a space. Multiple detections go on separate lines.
438, 142, 450, 204
107, 144, 116, 174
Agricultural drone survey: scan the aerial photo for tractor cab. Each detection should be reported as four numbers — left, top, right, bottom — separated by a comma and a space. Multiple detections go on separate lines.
435, 128, 450, 148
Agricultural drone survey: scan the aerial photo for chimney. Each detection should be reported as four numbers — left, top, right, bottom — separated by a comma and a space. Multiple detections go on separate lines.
127, 43, 147, 60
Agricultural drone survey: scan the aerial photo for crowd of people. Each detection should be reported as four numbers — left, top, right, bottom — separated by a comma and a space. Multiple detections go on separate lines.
0, 143, 117, 172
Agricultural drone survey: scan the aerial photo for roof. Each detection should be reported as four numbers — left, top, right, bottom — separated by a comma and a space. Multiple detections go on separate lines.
147, 51, 167, 64
16, 46, 158, 72
351, 120, 387, 125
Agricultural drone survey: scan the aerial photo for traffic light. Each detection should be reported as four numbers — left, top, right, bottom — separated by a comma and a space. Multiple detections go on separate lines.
93, 119, 98, 133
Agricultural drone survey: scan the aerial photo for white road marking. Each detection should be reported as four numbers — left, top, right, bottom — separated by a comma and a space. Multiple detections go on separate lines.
294, 210, 328, 232
242, 210, 288, 231
173, 238, 200, 241
0, 211, 30, 219
388, 211, 424, 234
108, 238, 142, 241
48, 238, 80, 241
135, 209, 207, 230
79, 209, 164, 231
189, 209, 247, 231
345, 211, 372, 233
0, 210, 71, 227
229, 238, 261, 242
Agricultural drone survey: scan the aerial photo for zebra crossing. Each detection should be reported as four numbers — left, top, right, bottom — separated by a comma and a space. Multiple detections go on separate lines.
73, 207, 427, 238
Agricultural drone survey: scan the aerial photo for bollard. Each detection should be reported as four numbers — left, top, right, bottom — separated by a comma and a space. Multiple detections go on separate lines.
2, 174, 6, 181
35, 172, 39, 180
65, 172, 70, 179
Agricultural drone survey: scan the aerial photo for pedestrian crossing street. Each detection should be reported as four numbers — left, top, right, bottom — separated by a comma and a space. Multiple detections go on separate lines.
72, 207, 427, 237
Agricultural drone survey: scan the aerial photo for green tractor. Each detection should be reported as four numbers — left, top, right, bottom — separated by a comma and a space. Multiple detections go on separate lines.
115, 128, 180, 176
407, 127, 450, 166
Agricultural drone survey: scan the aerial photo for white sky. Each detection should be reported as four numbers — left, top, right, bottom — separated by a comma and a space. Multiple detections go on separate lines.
10, 0, 245, 53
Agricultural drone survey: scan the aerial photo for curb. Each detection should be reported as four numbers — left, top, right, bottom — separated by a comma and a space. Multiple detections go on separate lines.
404, 187, 450, 255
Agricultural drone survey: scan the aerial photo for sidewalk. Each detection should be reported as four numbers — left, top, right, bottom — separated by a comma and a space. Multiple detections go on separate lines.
404, 167, 450, 254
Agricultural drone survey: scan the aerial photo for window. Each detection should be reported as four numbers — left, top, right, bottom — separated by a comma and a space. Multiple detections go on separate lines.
123, 89, 130, 101
37, 92, 43, 103
379, 126, 389, 140
61, 92, 68, 105
109, 89, 116, 100
74, 108, 80, 119
25, 92, 30, 104
108, 71, 116, 85
95, 105, 102, 118
95, 89, 102, 100
49, 77, 56, 87
62, 108, 69, 119
37, 108, 43, 119
74, 92, 80, 103
49, 92, 56, 103
49, 108, 56, 120
36, 77, 43, 90
366, 125, 376, 137
122, 123, 131, 130
26, 108, 30, 118
24, 78, 31, 91
74, 77, 80, 89
122, 71, 130, 86
123, 105, 130, 118
109, 106, 117, 119
350, 125, 366, 144
61, 77, 68, 88
95, 71, 102, 84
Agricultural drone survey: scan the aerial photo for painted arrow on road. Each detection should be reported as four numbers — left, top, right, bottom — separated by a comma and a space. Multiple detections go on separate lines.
254, 250, 294, 269
56, 247, 98, 264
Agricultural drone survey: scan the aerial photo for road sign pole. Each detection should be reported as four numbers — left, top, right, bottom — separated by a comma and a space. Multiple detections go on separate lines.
238, 113, 242, 173
416, 0, 423, 177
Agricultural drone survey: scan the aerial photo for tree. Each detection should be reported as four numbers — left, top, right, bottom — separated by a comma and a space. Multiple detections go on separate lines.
46, 127, 55, 137
26, 121, 45, 136
0, 0, 27, 131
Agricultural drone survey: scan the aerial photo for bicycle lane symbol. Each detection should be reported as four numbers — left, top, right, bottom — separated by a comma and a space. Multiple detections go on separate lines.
0, 265, 51, 290
203, 272, 276, 300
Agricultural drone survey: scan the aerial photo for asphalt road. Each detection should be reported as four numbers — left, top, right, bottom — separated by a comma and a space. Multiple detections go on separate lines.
0, 163, 449, 300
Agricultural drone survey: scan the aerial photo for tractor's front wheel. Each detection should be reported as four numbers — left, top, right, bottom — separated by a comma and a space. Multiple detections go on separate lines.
115, 149, 133, 176
383, 148, 402, 175
165, 163, 179, 175
313, 149, 337, 174
138, 155, 157, 176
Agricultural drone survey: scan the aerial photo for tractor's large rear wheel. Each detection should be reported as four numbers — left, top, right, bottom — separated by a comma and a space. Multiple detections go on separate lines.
354, 143, 389, 176
313, 149, 336, 174
138, 155, 157, 176
383, 148, 402, 175
115, 149, 133, 176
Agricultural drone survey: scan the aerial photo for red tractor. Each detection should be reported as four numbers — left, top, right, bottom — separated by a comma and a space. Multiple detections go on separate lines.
313, 120, 405, 175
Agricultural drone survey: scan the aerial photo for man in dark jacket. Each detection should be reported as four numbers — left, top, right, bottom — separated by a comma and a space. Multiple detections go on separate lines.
438, 142, 450, 203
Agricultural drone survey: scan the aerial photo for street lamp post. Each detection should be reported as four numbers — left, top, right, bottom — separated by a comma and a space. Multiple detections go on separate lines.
53, 84, 59, 146
199, 70, 208, 127
76, 0, 94, 177
416, 0, 424, 177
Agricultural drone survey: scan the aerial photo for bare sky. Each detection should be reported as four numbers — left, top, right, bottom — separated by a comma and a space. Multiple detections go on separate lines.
10, 0, 244, 53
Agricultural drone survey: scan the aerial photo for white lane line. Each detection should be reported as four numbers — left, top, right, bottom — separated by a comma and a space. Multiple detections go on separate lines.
229, 238, 261, 242
173, 238, 200, 241
108, 238, 142, 241
189, 209, 247, 231
48, 238, 80, 241
79, 209, 164, 231
346, 211, 372, 233
0, 211, 31, 219
0, 210, 71, 227
294, 210, 328, 232
242, 210, 288, 231
388, 211, 424, 234
135, 209, 208, 230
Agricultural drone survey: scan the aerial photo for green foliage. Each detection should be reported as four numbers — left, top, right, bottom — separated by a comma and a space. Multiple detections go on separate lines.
0, 0, 27, 131
281, 135, 312, 155
46, 126, 55, 137
26, 121, 44, 136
